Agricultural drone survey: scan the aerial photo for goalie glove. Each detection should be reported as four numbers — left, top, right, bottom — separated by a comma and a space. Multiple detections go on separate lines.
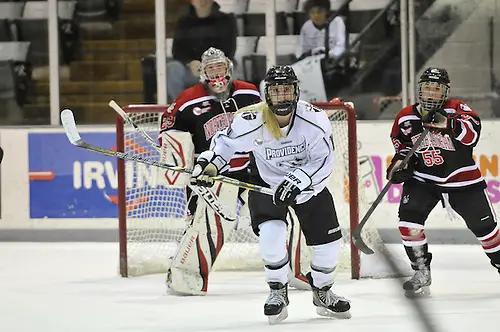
422, 108, 457, 132
386, 151, 415, 184
274, 169, 312, 207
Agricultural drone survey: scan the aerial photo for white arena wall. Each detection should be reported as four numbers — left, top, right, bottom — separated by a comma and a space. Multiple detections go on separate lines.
1, 120, 500, 244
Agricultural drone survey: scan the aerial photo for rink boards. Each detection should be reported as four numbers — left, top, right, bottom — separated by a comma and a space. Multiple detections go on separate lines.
1, 120, 500, 243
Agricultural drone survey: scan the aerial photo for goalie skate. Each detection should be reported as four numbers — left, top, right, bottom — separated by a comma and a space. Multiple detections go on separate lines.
403, 269, 431, 298
306, 273, 351, 319
264, 282, 289, 325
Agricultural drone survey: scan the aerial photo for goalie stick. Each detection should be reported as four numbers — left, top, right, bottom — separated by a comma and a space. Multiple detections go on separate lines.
352, 128, 431, 255
108, 100, 237, 222
60, 109, 274, 196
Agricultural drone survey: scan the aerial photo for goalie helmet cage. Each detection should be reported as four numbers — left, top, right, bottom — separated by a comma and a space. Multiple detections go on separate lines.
116, 101, 360, 279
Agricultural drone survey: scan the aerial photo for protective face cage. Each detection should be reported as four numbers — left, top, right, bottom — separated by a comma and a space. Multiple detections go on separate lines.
265, 83, 299, 116
200, 47, 233, 95
417, 81, 450, 113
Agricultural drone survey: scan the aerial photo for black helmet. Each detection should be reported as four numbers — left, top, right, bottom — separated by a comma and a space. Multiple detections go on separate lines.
264, 65, 300, 116
418, 67, 450, 112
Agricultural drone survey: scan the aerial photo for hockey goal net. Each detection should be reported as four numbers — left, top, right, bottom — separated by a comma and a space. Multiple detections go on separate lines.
117, 101, 399, 279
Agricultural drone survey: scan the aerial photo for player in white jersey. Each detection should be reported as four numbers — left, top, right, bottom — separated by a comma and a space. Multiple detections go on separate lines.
190, 65, 351, 324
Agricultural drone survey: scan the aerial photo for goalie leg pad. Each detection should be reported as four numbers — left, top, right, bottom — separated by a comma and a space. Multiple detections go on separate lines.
167, 182, 240, 295
259, 219, 289, 284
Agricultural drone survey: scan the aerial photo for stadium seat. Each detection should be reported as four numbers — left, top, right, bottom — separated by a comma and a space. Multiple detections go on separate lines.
243, 0, 291, 36
16, 1, 78, 66
0, 1, 25, 41
217, 0, 246, 36
75, 0, 122, 21
0, 41, 32, 107
242, 35, 298, 85
234, 36, 257, 69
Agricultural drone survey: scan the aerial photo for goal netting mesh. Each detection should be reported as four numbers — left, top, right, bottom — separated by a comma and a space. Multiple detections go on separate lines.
118, 103, 410, 278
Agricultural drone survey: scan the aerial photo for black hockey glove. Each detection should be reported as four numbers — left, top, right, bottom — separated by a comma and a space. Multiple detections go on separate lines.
386, 152, 415, 184
273, 169, 312, 207
422, 108, 457, 132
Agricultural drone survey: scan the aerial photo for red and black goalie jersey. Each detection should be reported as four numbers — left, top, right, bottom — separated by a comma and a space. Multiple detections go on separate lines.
160, 80, 261, 171
390, 99, 485, 190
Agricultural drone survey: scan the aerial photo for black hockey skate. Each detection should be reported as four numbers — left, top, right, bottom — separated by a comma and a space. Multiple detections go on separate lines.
403, 268, 431, 298
264, 282, 289, 325
306, 273, 351, 319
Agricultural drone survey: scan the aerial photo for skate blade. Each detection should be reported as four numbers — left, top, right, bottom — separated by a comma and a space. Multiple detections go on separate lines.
405, 286, 431, 298
316, 307, 352, 319
267, 307, 288, 325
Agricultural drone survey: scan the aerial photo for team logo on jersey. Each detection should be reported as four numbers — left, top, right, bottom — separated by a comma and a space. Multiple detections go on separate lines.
241, 111, 257, 120
413, 132, 456, 152
401, 121, 412, 136
193, 105, 212, 116
265, 141, 306, 160
203, 113, 234, 139
402, 195, 410, 204
166, 102, 176, 113
460, 103, 472, 112
253, 138, 264, 146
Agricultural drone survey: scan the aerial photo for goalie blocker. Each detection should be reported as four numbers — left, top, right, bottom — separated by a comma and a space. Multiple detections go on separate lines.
160, 131, 311, 295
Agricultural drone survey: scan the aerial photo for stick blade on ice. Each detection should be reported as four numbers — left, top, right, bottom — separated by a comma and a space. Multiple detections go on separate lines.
60, 109, 82, 145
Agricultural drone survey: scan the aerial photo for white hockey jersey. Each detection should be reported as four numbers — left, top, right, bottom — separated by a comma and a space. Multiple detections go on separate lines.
209, 100, 335, 204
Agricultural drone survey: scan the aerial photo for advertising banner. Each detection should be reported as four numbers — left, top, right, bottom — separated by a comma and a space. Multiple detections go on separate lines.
28, 132, 119, 218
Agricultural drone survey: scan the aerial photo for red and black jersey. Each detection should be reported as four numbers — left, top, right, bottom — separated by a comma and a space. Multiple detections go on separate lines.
390, 99, 485, 191
159, 80, 261, 171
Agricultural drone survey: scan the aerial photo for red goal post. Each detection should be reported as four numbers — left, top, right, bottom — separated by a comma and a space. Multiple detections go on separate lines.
116, 101, 361, 279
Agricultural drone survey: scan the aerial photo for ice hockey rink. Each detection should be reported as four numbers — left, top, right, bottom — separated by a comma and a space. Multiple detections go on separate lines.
0, 243, 498, 332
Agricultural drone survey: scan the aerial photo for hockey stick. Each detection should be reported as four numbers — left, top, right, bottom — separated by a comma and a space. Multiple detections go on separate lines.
108, 100, 237, 222
0, 146, 3, 164
60, 109, 274, 196
352, 128, 431, 255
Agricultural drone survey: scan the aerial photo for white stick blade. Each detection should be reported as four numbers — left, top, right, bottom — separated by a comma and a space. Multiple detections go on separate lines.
60, 109, 82, 145
109, 100, 127, 118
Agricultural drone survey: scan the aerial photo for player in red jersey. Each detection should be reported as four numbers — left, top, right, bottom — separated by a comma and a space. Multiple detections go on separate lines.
158, 47, 262, 295
387, 67, 500, 297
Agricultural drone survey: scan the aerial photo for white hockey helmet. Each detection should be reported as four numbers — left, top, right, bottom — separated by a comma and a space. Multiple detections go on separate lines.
200, 47, 233, 97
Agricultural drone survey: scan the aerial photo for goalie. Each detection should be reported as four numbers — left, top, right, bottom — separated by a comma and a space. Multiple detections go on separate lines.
159, 47, 260, 295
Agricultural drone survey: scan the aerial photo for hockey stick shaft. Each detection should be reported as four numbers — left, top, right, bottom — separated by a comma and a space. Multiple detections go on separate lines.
109, 100, 238, 222
352, 128, 431, 254
60, 109, 274, 196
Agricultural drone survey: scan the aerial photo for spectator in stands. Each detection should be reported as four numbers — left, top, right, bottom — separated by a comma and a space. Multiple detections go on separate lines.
295, 0, 346, 61
167, 0, 237, 102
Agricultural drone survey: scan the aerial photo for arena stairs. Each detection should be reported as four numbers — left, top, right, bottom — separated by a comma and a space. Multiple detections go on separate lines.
23, 0, 186, 124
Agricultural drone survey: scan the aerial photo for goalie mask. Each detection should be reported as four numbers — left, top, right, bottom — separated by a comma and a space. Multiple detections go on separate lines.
417, 67, 450, 115
200, 47, 233, 100
264, 65, 299, 116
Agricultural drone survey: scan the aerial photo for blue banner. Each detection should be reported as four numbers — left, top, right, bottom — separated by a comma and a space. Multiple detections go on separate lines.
29, 132, 119, 218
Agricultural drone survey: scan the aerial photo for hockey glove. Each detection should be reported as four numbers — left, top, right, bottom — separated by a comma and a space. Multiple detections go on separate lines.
274, 169, 312, 207
190, 151, 223, 188
386, 152, 415, 184
422, 108, 457, 132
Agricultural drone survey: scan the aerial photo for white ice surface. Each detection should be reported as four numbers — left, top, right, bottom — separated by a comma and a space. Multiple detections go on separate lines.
0, 243, 498, 332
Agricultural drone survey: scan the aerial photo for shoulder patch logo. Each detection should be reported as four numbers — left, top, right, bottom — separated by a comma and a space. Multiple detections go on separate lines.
241, 111, 257, 120
166, 102, 176, 113
459, 103, 472, 112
